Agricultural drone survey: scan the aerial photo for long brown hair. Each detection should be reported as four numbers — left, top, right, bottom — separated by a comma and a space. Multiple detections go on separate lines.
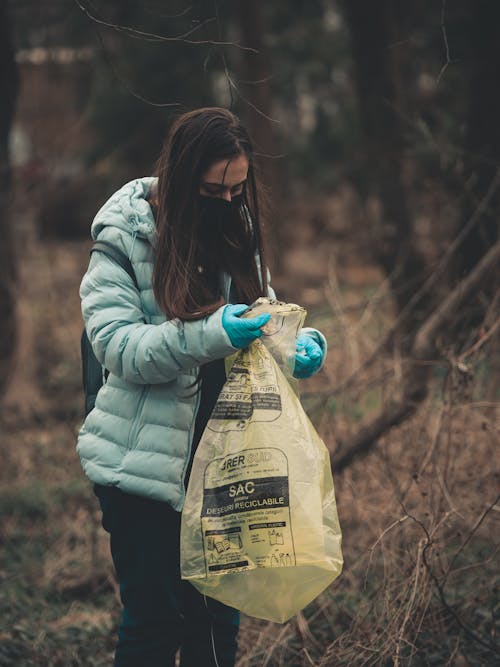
152, 107, 268, 320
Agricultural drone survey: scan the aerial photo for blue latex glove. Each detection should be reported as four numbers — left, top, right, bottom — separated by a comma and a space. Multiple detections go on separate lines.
293, 334, 323, 379
222, 304, 271, 349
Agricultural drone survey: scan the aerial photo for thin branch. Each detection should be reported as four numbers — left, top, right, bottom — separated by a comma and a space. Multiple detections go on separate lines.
332, 242, 500, 472
420, 513, 500, 654
142, 3, 194, 20
226, 72, 281, 124
457, 314, 500, 362
437, 0, 452, 84
93, 28, 182, 108
402, 508, 500, 654
331, 396, 416, 472
394, 538, 425, 666
235, 74, 275, 86
212, 0, 282, 132
73, 0, 257, 51
326, 253, 362, 373
441, 494, 500, 586
328, 171, 500, 400
213, 0, 234, 107
395, 170, 500, 345
413, 241, 500, 359
435, 0, 461, 85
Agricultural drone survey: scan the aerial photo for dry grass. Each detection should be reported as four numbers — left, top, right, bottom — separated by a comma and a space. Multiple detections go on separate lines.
235, 395, 499, 666
0, 231, 498, 666
235, 250, 499, 666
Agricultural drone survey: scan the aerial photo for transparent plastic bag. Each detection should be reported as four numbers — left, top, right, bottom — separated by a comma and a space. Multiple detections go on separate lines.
180, 299, 343, 623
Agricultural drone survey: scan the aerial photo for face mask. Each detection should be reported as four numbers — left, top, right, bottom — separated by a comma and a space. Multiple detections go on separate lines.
198, 193, 244, 225
197, 193, 247, 252
196, 193, 260, 301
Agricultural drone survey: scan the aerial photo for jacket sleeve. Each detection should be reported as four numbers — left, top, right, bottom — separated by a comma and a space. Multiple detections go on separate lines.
80, 252, 238, 385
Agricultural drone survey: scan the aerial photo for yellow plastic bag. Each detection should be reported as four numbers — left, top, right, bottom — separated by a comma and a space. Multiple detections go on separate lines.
180, 299, 343, 623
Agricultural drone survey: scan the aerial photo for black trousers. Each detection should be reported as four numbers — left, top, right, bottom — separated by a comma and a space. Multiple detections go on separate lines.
94, 483, 240, 667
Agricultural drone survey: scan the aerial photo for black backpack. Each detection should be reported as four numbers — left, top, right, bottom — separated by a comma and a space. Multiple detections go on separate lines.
81, 240, 139, 416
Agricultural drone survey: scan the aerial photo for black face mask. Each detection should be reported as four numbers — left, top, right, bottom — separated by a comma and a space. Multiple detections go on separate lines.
195, 193, 260, 303
198, 193, 244, 227
197, 193, 251, 255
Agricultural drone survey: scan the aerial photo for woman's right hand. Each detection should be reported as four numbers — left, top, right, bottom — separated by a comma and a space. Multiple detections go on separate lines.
222, 304, 271, 349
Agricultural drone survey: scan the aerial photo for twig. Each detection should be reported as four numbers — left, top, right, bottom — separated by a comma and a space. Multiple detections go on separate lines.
73, 0, 257, 51
394, 540, 424, 667
448, 544, 500, 578
398, 508, 498, 652
417, 501, 500, 654
414, 242, 500, 359
331, 241, 500, 472
142, 3, 193, 20
226, 71, 281, 124
93, 28, 182, 108
441, 493, 500, 586
363, 513, 410, 592
326, 252, 362, 373
302, 647, 316, 666
367, 516, 409, 564
262, 623, 293, 667
458, 315, 500, 362
296, 611, 323, 653
433, 462, 464, 519
329, 173, 500, 399
437, 0, 453, 84
445, 635, 462, 667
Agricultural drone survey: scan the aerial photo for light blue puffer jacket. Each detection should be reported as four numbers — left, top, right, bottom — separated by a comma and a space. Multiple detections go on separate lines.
77, 177, 327, 510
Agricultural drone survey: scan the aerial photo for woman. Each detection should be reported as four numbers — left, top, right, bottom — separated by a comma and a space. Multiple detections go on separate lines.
77, 107, 327, 667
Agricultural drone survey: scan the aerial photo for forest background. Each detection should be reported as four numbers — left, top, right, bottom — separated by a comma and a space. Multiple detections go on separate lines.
0, 1, 498, 665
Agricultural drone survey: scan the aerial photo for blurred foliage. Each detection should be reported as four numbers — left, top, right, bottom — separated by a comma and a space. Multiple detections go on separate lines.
9, 0, 487, 193
81, 0, 219, 172
11, 0, 359, 185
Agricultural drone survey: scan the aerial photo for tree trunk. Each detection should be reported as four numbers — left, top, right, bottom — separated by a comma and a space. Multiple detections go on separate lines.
340, 0, 427, 346
448, 0, 500, 348
237, 0, 284, 275
331, 242, 500, 472
457, 0, 500, 279
0, 1, 20, 400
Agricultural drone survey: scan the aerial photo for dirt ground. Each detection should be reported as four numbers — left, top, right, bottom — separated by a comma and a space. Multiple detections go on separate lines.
0, 201, 498, 666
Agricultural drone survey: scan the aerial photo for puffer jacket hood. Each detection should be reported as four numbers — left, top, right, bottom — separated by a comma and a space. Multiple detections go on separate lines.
91, 177, 158, 244
78, 176, 241, 508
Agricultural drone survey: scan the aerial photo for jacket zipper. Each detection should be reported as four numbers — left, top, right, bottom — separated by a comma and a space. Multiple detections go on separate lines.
181, 381, 201, 494
181, 273, 230, 499
223, 272, 232, 303
126, 385, 150, 450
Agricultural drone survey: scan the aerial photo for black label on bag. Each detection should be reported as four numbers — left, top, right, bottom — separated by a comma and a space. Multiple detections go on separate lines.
202, 476, 289, 518
210, 393, 281, 420
207, 350, 282, 431
200, 447, 297, 575
208, 560, 249, 572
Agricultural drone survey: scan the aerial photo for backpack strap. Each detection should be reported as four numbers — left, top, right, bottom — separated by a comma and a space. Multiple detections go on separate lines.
90, 240, 139, 290
81, 241, 140, 416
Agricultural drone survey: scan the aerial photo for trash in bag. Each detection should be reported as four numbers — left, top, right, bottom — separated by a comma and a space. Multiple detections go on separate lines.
180, 298, 343, 623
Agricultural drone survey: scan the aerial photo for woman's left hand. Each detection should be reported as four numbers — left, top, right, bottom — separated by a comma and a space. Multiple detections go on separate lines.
293, 334, 324, 379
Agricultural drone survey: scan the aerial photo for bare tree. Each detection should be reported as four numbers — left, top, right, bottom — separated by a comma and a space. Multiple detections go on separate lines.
330, 0, 499, 470
0, 1, 20, 399
237, 0, 284, 273
340, 0, 427, 345
457, 0, 500, 280
331, 241, 500, 472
